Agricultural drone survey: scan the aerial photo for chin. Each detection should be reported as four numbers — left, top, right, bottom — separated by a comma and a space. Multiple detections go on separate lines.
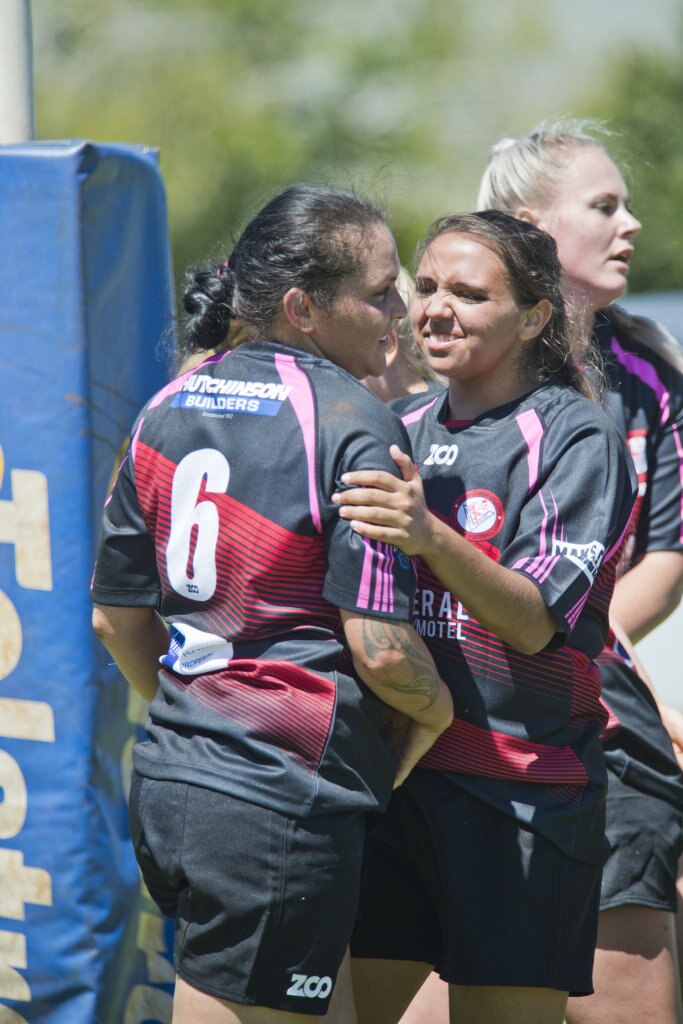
590, 281, 628, 312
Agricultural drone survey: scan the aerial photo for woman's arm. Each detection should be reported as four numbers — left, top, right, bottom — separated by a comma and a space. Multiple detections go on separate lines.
610, 550, 683, 643
92, 604, 169, 702
333, 446, 557, 655
341, 610, 453, 787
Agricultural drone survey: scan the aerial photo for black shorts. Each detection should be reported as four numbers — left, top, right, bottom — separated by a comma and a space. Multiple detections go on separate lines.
351, 770, 601, 995
600, 658, 683, 912
601, 766, 683, 912
129, 771, 364, 1015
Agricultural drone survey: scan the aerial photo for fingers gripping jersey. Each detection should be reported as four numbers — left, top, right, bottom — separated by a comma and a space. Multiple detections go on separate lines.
91, 341, 416, 816
394, 384, 637, 862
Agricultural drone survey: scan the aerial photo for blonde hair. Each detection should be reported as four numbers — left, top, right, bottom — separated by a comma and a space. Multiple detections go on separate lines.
478, 119, 683, 373
476, 118, 612, 213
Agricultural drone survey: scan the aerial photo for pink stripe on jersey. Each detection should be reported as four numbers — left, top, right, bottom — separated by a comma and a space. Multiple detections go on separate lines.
537, 554, 560, 584
611, 337, 671, 425
604, 514, 634, 564
671, 421, 683, 544
357, 540, 396, 613
373, 543, 396, 614
402, 395, 440, 426
130, 417, 144, 464
527, 491, 549, 576
149, 351, 226, 409
275, 353, 322, 533
516, 408, 544, 492
104, 417, 145, 505
372, 544, 387, 613
566, 590, 591, 629
356, 538, 375, 610
104, 452, 128, 508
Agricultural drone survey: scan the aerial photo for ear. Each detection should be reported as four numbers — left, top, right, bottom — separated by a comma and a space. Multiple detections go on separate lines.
519, 299, 552, 342
384, 329, 400, 368
515, 207, 541, 227
282, 287, 317, 333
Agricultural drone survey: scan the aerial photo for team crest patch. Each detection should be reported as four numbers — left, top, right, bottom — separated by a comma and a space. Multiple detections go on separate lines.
452, 489, 504, 540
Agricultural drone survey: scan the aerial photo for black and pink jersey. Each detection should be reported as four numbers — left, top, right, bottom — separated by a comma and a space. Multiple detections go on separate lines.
592, 309, 683, 802
393, 382, 636, 863
91, 340, 417, 817
596, 307, 683, 573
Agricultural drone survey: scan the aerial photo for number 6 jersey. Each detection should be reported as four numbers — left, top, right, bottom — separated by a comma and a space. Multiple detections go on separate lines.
91, 341, 417, 817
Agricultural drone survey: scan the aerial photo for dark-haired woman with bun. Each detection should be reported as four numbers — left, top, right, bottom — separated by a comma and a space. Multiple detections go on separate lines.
333, 210, 636, 1024
90, 184, 452, 1024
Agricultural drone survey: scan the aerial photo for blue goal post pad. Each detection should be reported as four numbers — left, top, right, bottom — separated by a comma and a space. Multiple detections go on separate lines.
0, 141, 176, 1023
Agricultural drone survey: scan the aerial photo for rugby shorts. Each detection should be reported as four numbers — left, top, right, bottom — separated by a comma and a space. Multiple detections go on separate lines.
129, 771, 364, 1015
601, 766, 683, 912
351, 769, 601, 995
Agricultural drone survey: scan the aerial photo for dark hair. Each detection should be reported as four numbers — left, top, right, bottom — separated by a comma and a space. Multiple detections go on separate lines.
416, 210, 599, 401
180, 184, 386, 358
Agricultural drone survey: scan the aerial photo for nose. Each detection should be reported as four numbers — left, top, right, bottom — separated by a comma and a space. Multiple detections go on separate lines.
425, 289, 454, 321
390, 286, 407, 321
620, 208, 641, 239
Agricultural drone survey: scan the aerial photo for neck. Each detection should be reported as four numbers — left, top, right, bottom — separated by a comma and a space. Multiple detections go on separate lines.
447, 373, 541, 421
562, 280, 599, 338
267, 315, 325, 357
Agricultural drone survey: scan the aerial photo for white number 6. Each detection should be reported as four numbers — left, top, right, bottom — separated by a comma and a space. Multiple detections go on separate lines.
166, 448, 229, 601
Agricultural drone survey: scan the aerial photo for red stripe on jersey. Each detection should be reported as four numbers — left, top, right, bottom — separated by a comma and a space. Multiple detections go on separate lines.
134, 441, 337, 639
547, 783, 584, 809
415, 563, 605, 722
419, 716, 588, 784
163, 658, 336, 770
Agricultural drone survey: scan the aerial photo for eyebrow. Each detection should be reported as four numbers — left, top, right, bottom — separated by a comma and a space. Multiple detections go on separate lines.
594, 190, 632, 204
416, 275, 488, 292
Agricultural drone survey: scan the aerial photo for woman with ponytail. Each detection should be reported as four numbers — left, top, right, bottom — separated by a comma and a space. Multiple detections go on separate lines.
330, 209, 636, 1024
473, 121, 683, 1024
90, 184, 454, 1024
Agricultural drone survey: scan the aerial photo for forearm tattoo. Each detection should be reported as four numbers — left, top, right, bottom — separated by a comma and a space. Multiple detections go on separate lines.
361, 618, 439, 709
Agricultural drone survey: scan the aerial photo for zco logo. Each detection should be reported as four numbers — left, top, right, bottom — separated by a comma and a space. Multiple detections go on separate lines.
452, 489, 504, 541
286, 974, 333, 999
424, 443, 458, 466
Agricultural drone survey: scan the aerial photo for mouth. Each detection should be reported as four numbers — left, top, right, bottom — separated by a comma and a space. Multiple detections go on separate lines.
610, 249, 634, 269
425, 334, 461, 354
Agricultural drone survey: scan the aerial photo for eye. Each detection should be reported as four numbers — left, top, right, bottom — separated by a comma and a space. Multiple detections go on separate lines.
415, 280, 434, 297
594, 199, 617, 215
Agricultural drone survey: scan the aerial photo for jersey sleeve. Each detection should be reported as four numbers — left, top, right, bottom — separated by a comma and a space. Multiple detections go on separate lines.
320, 414, 417, 621
90, 434, 161, 607
501, 416, 636, 641
636, 374, 683, 555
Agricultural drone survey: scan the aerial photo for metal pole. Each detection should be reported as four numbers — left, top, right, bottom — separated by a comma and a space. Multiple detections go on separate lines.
0, 0, 35, 143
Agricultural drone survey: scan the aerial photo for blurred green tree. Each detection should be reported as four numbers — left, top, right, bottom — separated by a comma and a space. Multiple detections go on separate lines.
33, 0, 683, 297
34, 0, 481, 281
594, 43, 683, 292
